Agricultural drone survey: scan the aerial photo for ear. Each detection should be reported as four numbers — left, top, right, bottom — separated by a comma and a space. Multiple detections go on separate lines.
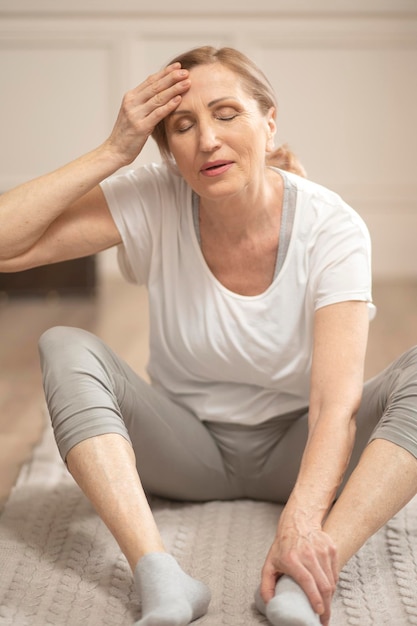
265, 107, 277, 153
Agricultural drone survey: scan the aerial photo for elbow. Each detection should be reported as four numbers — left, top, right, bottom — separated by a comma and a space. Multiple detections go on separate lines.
0, 251, 37, 273
0, 243, 23, 268
308, 395, 361, 437
0, 255, 19, 272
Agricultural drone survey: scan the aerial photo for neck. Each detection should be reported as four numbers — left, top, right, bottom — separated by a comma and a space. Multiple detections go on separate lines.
198, 169, 283, 242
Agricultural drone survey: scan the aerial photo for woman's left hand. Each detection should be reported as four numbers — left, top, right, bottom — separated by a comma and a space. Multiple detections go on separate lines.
260, 511, 338, 626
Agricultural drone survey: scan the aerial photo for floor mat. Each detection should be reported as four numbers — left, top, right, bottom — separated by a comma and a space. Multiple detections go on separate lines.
0, 425, 417, 625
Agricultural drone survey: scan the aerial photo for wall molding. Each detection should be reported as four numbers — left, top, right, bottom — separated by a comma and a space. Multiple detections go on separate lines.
1, 0, 417, 18
1, 16, 417, 45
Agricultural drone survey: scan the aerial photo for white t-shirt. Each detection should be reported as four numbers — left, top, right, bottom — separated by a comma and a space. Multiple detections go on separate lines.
100, 163, 374, 425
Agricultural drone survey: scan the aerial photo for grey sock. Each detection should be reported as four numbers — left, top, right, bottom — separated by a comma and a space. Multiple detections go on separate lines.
255, 575, 320, 626
133, 552, 211, 625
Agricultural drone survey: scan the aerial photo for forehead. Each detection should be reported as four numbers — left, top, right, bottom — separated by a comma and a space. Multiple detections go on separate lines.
185, 63, 250, 101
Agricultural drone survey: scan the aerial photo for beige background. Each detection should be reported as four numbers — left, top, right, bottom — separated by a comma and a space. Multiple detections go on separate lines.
0, 0, 416, 279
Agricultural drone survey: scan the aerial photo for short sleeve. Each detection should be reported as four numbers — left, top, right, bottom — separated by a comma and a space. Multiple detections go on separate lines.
100, 163, 181, 286
307, 192, 376, 319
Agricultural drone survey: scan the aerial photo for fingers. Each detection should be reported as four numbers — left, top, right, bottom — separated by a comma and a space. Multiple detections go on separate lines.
107, 63, 191, 164
262, 530, 338, 622
130, 63, 191, 125
260, 562, 279, 604
261, 555, 333, 626
296, 566, 334, 617
292, 548, 337, 620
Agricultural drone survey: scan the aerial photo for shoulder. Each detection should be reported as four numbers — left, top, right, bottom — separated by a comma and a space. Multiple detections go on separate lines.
281, 168, 348, 210
279, 168, 370, 239
101, 161, 188, 203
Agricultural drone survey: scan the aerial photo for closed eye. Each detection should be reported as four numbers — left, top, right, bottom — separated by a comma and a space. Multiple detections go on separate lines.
216, 113, 237, 121
171, 107, 240, 133
175, 115, 236, 133
176, 123, 194, 133
215, 106, 239, 121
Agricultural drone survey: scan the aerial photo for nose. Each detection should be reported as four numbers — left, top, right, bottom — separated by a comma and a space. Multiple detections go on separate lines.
198, 120, 221, 152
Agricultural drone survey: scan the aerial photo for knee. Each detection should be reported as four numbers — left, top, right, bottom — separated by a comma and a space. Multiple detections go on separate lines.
39, 325, 71, 349
39, 326, 82, 357
38, 326, 98, 370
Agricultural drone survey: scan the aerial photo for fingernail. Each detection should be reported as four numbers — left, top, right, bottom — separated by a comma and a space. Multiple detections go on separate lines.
179, 70, 188, 76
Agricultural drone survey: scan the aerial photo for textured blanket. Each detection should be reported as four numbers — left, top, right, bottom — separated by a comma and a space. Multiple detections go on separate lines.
0, 423, 417, 625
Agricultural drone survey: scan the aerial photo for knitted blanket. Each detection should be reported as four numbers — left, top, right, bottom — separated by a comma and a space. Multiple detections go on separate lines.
0, 424, 417, 625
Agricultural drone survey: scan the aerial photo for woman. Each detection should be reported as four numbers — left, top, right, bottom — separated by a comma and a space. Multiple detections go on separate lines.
1, 45, 417, 626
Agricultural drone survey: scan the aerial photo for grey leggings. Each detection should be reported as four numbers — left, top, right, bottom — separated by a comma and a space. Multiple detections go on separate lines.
38, 326, 417, 504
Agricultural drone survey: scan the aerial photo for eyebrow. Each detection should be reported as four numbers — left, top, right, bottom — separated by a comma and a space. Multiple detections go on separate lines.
169, 96, 236, 117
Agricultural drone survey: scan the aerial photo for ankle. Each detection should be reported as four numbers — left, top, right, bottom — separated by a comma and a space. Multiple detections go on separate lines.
129, 546, 166, 572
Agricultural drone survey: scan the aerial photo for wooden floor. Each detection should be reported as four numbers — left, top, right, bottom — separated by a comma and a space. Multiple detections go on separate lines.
0, 276, 416, 510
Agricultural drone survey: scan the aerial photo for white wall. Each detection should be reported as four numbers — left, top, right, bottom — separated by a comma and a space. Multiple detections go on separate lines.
1, 1, 416, 279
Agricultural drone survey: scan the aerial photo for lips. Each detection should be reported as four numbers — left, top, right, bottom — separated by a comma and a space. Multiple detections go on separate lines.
200, 160, 234, 177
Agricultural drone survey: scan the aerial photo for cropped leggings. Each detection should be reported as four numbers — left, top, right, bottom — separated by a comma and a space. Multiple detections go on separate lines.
39, 326, 417, 504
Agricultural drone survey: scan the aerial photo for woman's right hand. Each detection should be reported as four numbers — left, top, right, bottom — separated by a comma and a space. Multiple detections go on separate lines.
0, 63, 190, 269
104, 63, 190, 166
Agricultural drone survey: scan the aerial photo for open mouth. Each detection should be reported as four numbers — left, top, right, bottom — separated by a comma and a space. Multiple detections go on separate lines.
203, 163, 227, 171
200, 161, 233, 175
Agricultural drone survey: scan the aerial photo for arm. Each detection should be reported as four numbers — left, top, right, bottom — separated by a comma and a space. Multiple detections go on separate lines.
261, 300, 369, 624
0, 63, 190, 271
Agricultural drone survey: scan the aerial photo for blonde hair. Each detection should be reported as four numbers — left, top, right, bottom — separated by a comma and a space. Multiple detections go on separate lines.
151, 45, 306, 177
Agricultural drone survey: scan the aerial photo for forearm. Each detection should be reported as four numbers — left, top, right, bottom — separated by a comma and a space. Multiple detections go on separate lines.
281, 409, 356, 530
284, 300, 368, 529
260, 410, 356, 611
261, 303, 368, 620
0, 63, 191, 262
0, 143, 123, 260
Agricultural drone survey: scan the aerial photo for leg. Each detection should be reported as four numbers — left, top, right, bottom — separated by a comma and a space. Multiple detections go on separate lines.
39, 326, 238, 624
324, 346, 417, 568
65, 416, 233, 562
67, 434, 211, 626
255, 346, 417, 625
264, 408, 417, 626
66, 433, 164, 570
323, 438, 417, 570
67, 434, 211, 625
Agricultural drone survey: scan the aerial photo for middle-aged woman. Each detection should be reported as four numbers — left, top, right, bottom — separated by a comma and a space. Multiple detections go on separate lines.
1, 45, 417, 626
